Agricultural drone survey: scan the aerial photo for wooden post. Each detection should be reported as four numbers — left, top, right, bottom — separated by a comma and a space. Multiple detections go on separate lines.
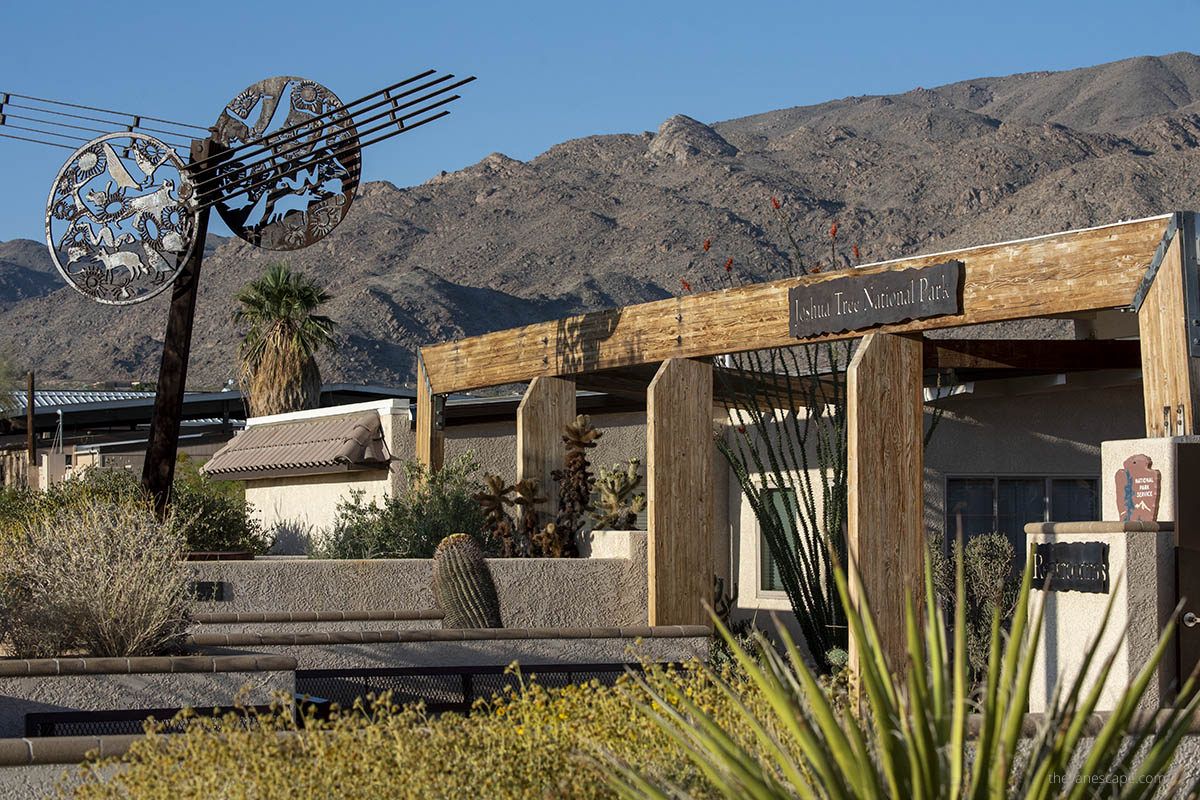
1138, 214, 1200, 436
25, 371, 34, 478
517, 376, 575, 522
847, 332, 924, 673
647, 357, 713, 627
415, 355, 444, 474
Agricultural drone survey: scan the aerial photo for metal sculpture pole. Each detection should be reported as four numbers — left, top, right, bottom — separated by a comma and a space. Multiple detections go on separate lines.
3, 72, 474, 514
142, 137, 215, 515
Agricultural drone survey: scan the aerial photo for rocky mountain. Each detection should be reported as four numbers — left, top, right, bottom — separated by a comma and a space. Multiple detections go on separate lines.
5, 52, 1200, 389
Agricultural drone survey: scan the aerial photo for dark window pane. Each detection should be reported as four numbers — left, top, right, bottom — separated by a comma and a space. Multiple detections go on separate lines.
946, 478, 995, 543
998, 479, 1045, 569
1051, 479, 1098, 522
760, 489, 798, 592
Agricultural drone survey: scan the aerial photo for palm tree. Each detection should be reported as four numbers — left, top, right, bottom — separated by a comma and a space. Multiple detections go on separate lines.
233, 262, 336, 417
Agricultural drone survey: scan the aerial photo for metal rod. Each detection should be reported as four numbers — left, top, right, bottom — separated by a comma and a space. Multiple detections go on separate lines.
0, 130, 75, 149
187, 70, 440, 173
187, 74, 464, 182
197, 102, 456, 211
188, 84, 469, 200
26, 371, 35, 485
0, 100, 201, 141
1, 90, 208, 132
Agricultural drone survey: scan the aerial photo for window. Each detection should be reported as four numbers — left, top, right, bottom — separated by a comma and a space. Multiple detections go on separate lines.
759, 488, 799, 592
945, 476, 1098, 567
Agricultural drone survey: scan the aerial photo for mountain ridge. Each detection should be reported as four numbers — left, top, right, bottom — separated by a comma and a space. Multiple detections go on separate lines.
4, 52, 1200, 389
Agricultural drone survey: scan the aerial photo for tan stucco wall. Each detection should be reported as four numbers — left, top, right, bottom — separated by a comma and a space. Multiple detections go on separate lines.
246, 470, 391, 544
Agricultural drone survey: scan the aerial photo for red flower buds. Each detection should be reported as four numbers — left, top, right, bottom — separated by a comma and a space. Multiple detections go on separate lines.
725, 258, 733, 272
681, 279, 692, 292
771, 196, 781, 210
830, 222, 839, 238
703, 238, 710, 252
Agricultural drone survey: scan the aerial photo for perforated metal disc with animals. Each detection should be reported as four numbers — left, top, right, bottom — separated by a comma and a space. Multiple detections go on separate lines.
46, 133, 199, 304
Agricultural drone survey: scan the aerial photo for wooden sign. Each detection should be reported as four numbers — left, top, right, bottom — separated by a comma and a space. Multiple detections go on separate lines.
789, 260, 963, 339
1033, 542, 1110, 593
1114, 454, 1161, 521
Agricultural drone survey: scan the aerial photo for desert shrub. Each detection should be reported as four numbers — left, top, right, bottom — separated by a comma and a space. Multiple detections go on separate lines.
60, 659, 782, 800
0, 463, 269, 555
0, 495, 192, 658
929, 531, 1018, 675
171, 455, 272, 554
311, 453, 489, 559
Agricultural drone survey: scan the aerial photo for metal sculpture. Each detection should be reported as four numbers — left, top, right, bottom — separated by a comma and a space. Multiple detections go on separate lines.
46, 133, 199, 304
1, 71, 474, 511
209, 77, 360, 250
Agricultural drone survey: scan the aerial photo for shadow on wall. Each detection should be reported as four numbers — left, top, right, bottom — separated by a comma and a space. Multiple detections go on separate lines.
270, 518, 322, 555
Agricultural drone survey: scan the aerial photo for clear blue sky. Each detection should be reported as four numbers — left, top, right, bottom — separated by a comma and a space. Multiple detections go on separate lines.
0, 0, 1196, 243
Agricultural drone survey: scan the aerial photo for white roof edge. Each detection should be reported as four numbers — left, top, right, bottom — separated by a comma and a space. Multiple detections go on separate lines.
245, 398, 409, 429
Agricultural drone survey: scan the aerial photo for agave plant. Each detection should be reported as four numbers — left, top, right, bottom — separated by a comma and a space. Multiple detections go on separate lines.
609, 542, 1200, 798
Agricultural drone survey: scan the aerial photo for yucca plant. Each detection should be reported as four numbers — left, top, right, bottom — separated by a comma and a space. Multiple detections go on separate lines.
609, 541, 1200, 798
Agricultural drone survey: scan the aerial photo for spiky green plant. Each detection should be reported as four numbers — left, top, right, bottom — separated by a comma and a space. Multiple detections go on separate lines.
233, 262, 336, 416
610, 543, 1200, 799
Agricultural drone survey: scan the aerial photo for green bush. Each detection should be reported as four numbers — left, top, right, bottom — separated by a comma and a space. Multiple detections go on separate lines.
929, 531, 1018, 676
171, 455, 272, 554
0, 495, 191, 658
0, 463, 269, 555
311, 453, 490, 559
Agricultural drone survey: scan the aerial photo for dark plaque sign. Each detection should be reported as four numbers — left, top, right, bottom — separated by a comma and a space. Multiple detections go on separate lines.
789, 260, 963, 339
1114, 453, 1161, 521
1032, 542, 1109, 593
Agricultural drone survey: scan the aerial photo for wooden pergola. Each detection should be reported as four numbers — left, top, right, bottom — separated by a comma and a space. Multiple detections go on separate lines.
414, 212, 1197, 666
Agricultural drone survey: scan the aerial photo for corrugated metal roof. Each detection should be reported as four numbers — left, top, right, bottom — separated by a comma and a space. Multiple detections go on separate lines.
201, 411, 389, 480
6, 389, 157, 411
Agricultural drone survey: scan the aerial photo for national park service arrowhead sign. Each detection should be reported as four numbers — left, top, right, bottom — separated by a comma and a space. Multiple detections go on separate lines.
1115, 453, 1161, 521
789, 259, 963, 338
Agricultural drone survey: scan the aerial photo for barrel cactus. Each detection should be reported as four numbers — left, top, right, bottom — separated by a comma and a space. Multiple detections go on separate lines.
432, 534, 502, 628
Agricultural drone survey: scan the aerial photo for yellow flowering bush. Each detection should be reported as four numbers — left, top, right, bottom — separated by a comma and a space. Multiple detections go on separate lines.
60, 658, 793, 800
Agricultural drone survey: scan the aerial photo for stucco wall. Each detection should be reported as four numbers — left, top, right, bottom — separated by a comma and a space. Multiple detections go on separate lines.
190, 533, 648, 628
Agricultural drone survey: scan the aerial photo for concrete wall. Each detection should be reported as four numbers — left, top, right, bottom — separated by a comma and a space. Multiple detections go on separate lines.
1027, 524, 1176, 714
924, 379, 1145, 546
192, 628, 710, 670
190, 531, 649, 628
0, 655, 295, 738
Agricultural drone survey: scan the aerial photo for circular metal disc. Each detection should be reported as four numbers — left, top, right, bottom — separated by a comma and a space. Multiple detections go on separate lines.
45, 133, 200, 305
211, 76, 361, 250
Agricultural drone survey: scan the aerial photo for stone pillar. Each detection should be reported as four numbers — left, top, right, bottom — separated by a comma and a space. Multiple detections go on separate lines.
1026, 520, 1175, 713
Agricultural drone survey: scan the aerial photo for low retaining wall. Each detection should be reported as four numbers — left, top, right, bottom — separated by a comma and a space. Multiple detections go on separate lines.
0, 655, 296, 738
188, 624, 709, 670
190, 609, 444, 635
190, 531, 649, 628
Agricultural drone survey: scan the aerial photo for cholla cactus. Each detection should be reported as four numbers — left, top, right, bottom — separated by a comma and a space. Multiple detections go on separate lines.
589, 458, 646, 530
546, 414, 602, 557
511, 478, 546, 557
474, 474, 515, 556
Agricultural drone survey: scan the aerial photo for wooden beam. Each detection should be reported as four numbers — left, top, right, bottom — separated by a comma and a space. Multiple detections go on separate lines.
415, 358, 444, 473
421, 216, 1170, 393
847, 332, 924, 674
647, 358, 714, 627
1138, 218, 1200, 436
923, 338, 1142, 371
517, 376, 575, 524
